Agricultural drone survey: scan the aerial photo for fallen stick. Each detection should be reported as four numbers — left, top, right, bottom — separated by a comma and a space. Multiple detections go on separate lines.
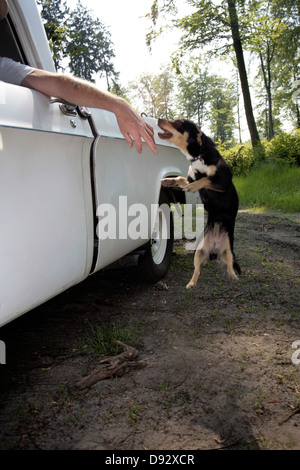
77, 340, 147, 389
279, 407, 300, 425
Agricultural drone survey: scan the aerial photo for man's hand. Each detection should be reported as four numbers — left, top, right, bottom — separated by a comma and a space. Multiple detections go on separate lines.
115, 103, 157, 154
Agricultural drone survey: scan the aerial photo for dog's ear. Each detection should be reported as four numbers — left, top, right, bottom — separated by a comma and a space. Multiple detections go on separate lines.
186, 123, 203, 157
187, 141, 201, 158
187, 122, 203, 145
190, 122, 203, 146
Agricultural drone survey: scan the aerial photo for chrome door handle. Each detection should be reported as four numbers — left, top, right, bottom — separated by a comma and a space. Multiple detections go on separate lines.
50, 98, 77, 116
50, 98, 91, 119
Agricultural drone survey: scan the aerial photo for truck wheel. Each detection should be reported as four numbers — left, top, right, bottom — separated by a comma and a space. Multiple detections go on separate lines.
138, 190, 174, 282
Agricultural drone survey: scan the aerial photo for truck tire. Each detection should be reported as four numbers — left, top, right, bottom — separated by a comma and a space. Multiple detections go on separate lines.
138, 190, 174, 282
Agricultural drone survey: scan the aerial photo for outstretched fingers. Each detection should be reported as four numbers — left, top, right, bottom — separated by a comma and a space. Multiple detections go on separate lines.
117, 114, 157, 154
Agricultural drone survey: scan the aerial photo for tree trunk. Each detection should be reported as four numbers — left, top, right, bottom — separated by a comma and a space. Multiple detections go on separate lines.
236, 69, 242, 143
227, 0, 261, 147
259, 49, 274, 140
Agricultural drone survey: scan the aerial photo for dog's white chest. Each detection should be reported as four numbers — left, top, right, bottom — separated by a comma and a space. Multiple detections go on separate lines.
188, 158, 215, 180
193, 158, 212, 174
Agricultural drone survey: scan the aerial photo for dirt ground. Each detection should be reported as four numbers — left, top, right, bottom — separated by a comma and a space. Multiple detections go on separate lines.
0, 209, 300, 451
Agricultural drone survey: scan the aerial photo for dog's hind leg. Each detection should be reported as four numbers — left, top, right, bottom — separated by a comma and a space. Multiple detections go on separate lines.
226, 222, 241, 276
233, 256, 241, 276
220, 235, 239, 282
186, 241, 208, 290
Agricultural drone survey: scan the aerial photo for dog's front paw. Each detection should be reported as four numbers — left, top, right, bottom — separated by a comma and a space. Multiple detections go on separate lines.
183, 182, 198, 193
161, 178, 177, 187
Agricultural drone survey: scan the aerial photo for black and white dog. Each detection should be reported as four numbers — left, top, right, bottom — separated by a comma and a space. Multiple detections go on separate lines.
158, 118, 241, 289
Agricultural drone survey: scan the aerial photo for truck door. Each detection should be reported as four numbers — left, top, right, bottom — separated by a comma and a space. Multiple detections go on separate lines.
89, 109, 177, 273
0, 82, 95, 326
0, 3, 96, 325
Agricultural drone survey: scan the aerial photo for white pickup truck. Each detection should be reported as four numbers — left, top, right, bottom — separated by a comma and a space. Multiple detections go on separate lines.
0, 0, 193, 327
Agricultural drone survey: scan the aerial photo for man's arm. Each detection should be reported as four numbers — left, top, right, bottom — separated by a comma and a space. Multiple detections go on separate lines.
21, 69, 157, 154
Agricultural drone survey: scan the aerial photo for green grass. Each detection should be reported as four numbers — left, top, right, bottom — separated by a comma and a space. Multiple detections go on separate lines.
234, 162, 300, 213
83, 318, 142, 356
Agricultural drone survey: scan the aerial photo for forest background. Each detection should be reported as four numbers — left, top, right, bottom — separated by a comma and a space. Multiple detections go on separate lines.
37, 0, 300, 211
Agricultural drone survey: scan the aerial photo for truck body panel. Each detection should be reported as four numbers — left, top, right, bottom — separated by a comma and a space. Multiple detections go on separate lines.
0, 0, 195, 326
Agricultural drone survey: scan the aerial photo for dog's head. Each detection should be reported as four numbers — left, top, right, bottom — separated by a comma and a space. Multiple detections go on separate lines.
158, 118, 203, 160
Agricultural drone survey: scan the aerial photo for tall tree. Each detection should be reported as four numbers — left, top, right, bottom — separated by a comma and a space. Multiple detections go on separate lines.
128, 69, 175, 118
226, 0, 260, 147
270, 0, 300, 129
38, 0, 119, 88
176, 57, 211, 126
209, 76, 236, 142
147, 0, 261, 147
244, 0, 287, 139
37, 0, 69, 70
66, 2, 118, 85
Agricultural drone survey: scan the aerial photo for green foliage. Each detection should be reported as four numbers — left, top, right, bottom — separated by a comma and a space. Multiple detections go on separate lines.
176, 58, 211, 126
225, 130, 300, 212
37, 0, 69, 69
176, 0, 231, 55
234, 161, 300, 212
38, 0, 119, 87
128, 69, 175, 118
66, 4, 118, 84
147, 0, 300, 143
220, 129, 300, 176
264, 129, 300, 166
209, 76, 236, 142
219, 141, 257, 176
